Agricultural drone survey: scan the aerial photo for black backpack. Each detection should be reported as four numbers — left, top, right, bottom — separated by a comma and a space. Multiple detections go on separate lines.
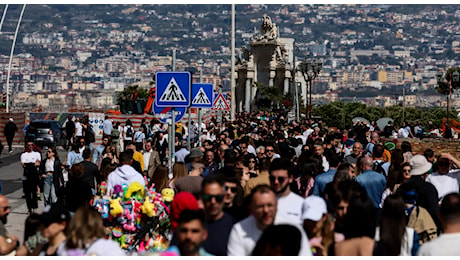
126, 126, 133, 138
372, 161, 386, 175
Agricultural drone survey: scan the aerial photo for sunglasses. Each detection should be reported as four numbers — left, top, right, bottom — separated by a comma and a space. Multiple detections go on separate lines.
249, 160, 256, 163
266, 149, 274, 152
2, 206, 10, 211
269, 176, 286, 183
47, 151, 52, 153
225, 186, 237, 193
202, 194, 224, 202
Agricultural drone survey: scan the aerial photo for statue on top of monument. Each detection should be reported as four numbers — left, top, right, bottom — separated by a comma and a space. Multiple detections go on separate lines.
260, 14, 279, 40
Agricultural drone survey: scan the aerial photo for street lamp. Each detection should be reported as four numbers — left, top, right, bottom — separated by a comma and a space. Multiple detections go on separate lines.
298, 58, 322, 120
435, 69, 460, 125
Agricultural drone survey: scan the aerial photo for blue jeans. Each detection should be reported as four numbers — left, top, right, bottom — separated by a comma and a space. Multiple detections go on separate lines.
43, 174, 56, 206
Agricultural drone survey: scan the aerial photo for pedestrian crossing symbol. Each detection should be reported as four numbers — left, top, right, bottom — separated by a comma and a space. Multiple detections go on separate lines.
191, 83, 214, 108
159, 77, 186, 102
193, 87, 211, 105
155, 71, 190, 107
213, 93, 230, 110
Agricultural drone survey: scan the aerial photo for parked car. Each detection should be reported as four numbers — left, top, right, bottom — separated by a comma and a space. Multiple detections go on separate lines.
25, 120, 66, 148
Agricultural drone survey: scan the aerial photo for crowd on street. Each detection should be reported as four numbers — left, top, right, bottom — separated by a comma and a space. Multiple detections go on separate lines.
1, 110, 460, 256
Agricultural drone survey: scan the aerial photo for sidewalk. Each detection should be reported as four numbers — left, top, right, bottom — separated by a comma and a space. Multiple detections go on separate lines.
4, 188, 45, 244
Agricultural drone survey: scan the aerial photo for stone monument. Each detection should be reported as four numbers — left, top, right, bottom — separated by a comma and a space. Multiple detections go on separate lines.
235, 14, 294, 112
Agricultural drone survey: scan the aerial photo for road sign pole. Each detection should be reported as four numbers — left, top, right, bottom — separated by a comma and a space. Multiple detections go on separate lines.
187, 106, 191, 150
198, 108, 202, 147
169, 108, 175, 179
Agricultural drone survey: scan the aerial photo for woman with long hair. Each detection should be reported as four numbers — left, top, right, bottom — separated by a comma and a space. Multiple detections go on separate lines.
148, 165, 169, 193
40, 147, 64, 206
380, 162, 411, 208
331, 193, 377, 256
58, 205, 125, 256
401, 141, 413, 163
375, 194, 419, 256
169, 162, 188, 189
388, 149, 404, 175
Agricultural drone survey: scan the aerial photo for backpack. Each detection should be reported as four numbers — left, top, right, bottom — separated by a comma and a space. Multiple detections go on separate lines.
372, 161, 386, 175
126, 126, 133, 139
111, 128, 120, 140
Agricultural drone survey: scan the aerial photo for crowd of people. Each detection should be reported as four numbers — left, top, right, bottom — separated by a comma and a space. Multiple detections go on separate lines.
1, 110, 460, 256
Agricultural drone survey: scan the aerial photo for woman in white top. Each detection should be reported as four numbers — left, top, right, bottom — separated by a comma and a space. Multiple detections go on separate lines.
39, 147, 64, 206
58, 205, 125, 256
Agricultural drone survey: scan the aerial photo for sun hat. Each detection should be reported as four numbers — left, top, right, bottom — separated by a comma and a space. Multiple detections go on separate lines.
189, 147, 204, 159
409, 154, 432, 176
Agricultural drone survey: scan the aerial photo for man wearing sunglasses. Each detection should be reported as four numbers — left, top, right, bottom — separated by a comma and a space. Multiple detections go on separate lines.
0, 195, 19, 255
269, 158, 306, 225
200, 174, 234, 256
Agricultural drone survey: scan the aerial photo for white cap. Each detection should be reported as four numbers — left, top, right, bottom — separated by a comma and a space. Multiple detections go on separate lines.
302, 195, 327, 221
8, 117, 13, 122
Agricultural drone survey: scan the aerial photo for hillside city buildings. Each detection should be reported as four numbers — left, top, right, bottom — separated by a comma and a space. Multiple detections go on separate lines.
0, 4, 458, 112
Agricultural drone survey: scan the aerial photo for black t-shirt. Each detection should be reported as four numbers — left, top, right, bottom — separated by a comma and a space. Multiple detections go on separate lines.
80, 161, 99, 191
201, 213, 234, 256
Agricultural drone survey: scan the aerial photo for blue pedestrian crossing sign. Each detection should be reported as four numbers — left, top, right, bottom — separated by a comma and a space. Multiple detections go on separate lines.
155, 72, 191, 107
191, 83, 214, 108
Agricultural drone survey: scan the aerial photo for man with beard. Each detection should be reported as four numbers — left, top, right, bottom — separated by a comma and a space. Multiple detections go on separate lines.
269, 158, 307, 225
162, 209, 213, 256
200, 174, 234, 256
0, 195, 19, 255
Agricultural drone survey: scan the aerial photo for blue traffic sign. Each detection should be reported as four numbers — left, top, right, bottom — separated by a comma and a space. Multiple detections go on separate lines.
191, 83, 214, 108
153, 103, 186, 124
155, 72, 191, 107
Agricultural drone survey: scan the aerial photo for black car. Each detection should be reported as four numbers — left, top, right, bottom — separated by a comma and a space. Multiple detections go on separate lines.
26, 120, 66, 148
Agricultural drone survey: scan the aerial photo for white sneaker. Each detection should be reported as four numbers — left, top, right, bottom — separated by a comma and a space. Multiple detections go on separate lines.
8, 150, 13, 154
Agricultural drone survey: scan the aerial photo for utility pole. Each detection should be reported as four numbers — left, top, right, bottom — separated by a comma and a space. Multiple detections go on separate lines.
230, 4, 235, 121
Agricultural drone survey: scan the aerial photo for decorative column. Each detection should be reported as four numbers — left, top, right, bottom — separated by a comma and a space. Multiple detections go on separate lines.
245, 78, 251, 112
269, 70, 276, 87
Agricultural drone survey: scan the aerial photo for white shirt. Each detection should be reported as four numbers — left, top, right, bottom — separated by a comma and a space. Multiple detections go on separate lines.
322, 156, 329, 172
143, 149, 152, 171
426, 172, 459, 201
227, 215, 311, 256
45, 158, 55, 172
418, 233, 460, 256
398, 127, 409, 138
247, 145, 257, 156
447, 169, 460, 186
75, 122, 83, 136
21, 151, 41, 164
275, 192, 306, 225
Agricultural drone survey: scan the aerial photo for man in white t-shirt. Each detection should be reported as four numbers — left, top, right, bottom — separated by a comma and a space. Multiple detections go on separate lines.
269, 158, 307, 225
227, 184, 311, 256
418, 193, 460, 256
74, 118, 83, 141
426, 156, 459, 201
20, 141, 42, 214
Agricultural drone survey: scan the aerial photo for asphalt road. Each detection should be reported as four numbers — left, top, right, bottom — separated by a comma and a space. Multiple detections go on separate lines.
0, 146, 68, 245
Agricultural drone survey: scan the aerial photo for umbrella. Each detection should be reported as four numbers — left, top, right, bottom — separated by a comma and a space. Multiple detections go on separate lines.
376, 117, 393, 131
352, 117, 370, 125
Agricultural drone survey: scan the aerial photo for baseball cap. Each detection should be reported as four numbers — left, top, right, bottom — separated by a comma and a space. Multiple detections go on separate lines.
302, 195, 327, 222
39, 204, 71, 226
